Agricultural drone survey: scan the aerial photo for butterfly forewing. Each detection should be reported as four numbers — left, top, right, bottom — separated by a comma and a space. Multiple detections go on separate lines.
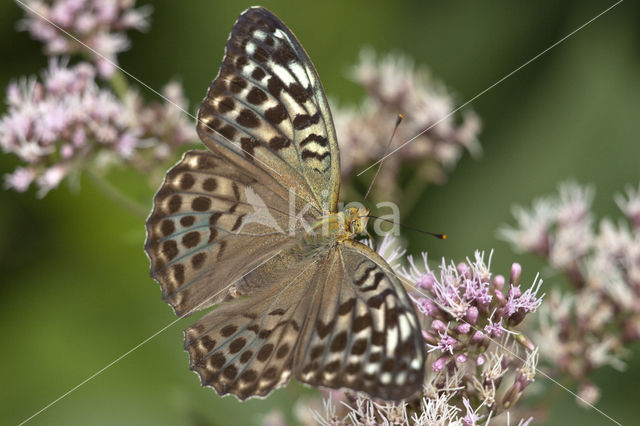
197, 6, 341, 213
296, 241, 425, 400
145, 149, 316, 316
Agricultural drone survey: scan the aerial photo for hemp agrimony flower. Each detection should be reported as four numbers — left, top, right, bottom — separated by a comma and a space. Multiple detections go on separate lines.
332, 49, 481, 203
18, 0, 151, 77
501, 181, 640, 405
0, 59, 196, 196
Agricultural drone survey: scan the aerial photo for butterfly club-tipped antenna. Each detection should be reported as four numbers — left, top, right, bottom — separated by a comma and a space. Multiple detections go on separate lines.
367, 214, 447, 241
363, 114, 404, 202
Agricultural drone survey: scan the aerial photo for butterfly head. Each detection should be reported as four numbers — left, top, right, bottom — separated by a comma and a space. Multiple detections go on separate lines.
344, 206, 371, 236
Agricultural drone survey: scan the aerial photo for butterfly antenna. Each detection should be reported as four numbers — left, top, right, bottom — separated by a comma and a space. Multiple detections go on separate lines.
363, 114, 403, 201
367, 215, 447, 240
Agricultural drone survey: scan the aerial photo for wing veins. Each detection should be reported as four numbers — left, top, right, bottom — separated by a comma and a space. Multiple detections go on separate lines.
295, 248, 335, 369
202, 106, 323, 213
154, 225, 285, 244
223, 44, 327, 211
197, 258, 315, 366
165, 160, 322, 218
228, 280, 310, 389
337, 248, 378, 386
315, 251, 344, 370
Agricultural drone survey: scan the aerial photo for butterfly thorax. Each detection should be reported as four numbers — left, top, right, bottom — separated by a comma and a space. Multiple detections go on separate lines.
303, 207, 370, 247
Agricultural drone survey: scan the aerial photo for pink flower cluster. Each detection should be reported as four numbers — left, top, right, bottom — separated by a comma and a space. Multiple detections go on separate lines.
359, 237, 543, 422
2, 59, 131, 195
501, 181, 640, 405
332, 49, 481, 201
405, 252, 542, 355
18, 0, 151, 77
1, 59, 196, 196
125, 81, 196, 164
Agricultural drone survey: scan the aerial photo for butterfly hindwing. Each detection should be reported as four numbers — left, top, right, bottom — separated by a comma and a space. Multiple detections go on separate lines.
184, 252, 322, 400
295, 241, 425, 400
197, 6, 341, 213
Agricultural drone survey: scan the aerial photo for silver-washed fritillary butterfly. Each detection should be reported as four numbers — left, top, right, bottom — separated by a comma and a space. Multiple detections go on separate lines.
144, 6, 425, 401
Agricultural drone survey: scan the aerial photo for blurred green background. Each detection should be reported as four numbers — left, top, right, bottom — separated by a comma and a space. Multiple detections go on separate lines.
1, 0, 639, 424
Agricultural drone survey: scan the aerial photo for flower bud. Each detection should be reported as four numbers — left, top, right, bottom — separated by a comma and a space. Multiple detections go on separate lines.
501, 380, 523, 409
493, 274, 505, 291
476, 354, 486, 366
415, 297, 440, 317
465, 306, 479, 325
471, 330, 485, 344
431, 319, 447, 333
432, 354, 451, 371
508, 285, 522, 299
515, 333, 535, 351
510, 263, 522, 287
457, 262, 470, 278
417, 273, 435, 290
421, 329, 438, 345
455, 323, 471, 334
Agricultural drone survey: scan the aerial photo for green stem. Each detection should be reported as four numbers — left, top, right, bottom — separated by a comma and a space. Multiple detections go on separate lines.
108, 69, 130, 99
85, 169, 148, 219
80, 49, 129, 98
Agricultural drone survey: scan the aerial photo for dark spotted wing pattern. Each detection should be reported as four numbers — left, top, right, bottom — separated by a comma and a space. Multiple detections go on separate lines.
145, 150, 316, 316
197, 6, 341, 213
184, 251, 323, 400
296, 241, 425, 400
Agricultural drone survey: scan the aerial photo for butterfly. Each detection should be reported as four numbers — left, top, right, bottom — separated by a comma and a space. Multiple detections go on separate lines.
144, 6, 425, 401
